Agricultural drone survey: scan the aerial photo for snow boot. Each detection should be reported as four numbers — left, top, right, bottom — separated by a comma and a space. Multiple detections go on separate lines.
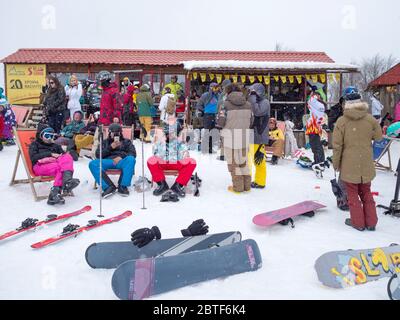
366, 226, 376, 231
171, 182, 186, 198
345, 218, 365, 231
271, 155, 278, 165
62, 171, 80, 195
47, 187, 65, 205
153, 180, 169, 196
251, 182, 265, 189
312, 163, 325, 179
117, 185, 130, 197
102, 185, 117, 198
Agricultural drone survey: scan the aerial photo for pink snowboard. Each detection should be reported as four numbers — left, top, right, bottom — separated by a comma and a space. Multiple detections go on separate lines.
253, 201, 326, 227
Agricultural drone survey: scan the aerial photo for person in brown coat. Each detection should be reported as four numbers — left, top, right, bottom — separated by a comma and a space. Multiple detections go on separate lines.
332, 91, 383, 231
221, 83, 252, 193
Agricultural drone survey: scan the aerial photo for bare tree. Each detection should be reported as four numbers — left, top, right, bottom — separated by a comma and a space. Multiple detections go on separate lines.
274, 42, 294, 52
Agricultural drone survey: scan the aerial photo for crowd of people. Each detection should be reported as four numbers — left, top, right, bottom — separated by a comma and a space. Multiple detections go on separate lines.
1, 69, 399, 232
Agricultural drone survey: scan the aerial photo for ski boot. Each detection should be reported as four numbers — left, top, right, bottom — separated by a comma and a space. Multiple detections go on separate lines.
102, 185, 117, 198
18, 218, 39, 230
345, 218, 365, 231
62, 171, 80, 196
47, 187, 65, 205
171, 182, 186, 198
312, 163, 325, 179
61, 224, 80, 235
153, 180, 169, 196
117, 185, 130, 197
251, 182, 265, 189
279, 218, 295, 228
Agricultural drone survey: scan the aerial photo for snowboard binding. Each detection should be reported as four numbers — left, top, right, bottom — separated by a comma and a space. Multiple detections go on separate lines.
279, 218, 295, 228
19, 218, 39, 230
87, 220, 99, 227
46, 214, 58, 221
62, 224, 80, 235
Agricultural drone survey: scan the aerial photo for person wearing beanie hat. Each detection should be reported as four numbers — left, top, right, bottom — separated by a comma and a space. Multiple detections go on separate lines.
332, 95, 383, 231
29, 123, 80, 205
89, 123, 137, 198
196, 82, 221, 154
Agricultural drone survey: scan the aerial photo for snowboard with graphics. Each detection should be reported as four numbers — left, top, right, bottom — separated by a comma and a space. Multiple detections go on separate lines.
85, 231, 242, 269
315, 244, 400, 288
111, 239, 262, 300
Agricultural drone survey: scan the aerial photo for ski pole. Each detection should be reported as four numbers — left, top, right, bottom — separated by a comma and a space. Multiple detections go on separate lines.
98, 124, 104, 218
140, 122, 147, 210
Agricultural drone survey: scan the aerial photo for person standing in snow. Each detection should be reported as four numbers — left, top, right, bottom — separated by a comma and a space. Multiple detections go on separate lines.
43, 76, 67, 133
332, 88, 383, 231
158, 87, 176, 126
0, 95, 16, 145
371, 93, 384, 121
97, 71, 123, 126
29, 123, 80, 205
283, 113, 298, 158
162, 75, 183, 98
305, 88, 326, 175
122, 85, 135, 126
136, 84, 154, 142
267, 118, 284, 165
221, 83, 252, 193
65, 75, 83, 120
247, 83, 270, 189
216, 79, 232, 161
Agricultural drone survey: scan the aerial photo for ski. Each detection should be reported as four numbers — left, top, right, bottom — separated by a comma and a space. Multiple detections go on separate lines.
0, 206, 92, 242
31, 211, 132, 249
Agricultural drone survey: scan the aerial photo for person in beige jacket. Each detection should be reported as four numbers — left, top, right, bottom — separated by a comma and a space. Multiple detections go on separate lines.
332, 91, 383, 231
221, 83, 252, 193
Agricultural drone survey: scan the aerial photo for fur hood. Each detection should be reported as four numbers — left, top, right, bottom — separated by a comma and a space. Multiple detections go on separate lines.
343, 101, 368, 120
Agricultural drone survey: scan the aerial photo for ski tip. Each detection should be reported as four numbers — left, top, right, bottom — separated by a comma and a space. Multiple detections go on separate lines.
31, 243, 41, 249
83, 205, 92, 211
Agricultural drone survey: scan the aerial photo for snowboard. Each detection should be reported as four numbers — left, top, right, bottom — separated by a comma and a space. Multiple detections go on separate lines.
111, 239, 262, 300
252, 201, 326, 227
85, 231, 242, 269
315, 244, 400, 288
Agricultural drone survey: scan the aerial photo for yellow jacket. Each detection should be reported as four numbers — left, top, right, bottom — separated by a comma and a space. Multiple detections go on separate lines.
269, 128, 284, 140
162, 82, 183, 97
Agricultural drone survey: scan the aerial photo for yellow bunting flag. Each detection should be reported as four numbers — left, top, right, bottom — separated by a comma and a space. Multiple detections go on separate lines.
249, 75, 255, 84
328, 74, 335, 83
192, 72, 198, 80
311, 75, 318, 83
200, 73, 206, 83
224, 74, 230, 80
216, 74, 222, 84
335, 73, 341, 82
264, 76, 270, 86
296, 75, 302, 84
240, 75, 247, 83
274, 76, 280, 82
232, 75, 238, 83
319, 74, 326, 83
280, 76, 287, 84
288, 75, 295, 84
257, 75, 263, 82
306, 75, 311, 81
209, 74, 215, 81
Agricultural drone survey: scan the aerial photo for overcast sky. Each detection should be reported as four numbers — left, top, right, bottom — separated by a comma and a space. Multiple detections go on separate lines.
1, 0, 399, 87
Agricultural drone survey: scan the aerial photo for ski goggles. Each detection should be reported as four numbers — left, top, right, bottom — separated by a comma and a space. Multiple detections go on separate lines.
41, 129, 57, 140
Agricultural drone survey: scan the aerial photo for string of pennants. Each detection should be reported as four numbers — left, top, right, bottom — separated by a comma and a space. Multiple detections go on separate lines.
190, 72, 341, 85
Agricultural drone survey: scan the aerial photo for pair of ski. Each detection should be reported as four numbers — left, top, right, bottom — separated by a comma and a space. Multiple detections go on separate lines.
0, 206, 132, 249
86, 232, 262, 300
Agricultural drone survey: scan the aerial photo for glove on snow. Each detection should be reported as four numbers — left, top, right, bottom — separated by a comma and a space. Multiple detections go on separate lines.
131, 226, 161, 248
181, 219, 209, 237
254, 144, 265, 166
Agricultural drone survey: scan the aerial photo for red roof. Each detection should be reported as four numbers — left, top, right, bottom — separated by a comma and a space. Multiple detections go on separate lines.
369, 63, 400, 87
1, 48, 334, 65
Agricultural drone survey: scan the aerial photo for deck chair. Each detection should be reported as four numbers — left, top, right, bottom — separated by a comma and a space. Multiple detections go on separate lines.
373, 137, 394, 172
265, 121, 286, 157
11, 106, 33, 127
93, 125, 134, 188
10, 128, 54, 201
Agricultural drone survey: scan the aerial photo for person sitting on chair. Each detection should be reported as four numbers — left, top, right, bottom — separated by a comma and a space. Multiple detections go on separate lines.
268, 118, 284, 165
89, 123, 136, 198
147, 118, 196, 198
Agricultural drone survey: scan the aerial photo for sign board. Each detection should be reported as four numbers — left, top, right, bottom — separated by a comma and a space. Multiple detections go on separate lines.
6, 64, 46, 105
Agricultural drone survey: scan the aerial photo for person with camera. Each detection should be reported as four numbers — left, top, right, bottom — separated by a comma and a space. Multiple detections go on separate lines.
65, 74, 83, 120
43, 76, 66, 133
247, 83, 270, 189
88, 123, 136, 198
29, 123, 80, 205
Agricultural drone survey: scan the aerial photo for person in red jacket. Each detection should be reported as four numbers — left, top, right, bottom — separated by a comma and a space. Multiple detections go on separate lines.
122, 85, 135, 126
97, 71, 123, 126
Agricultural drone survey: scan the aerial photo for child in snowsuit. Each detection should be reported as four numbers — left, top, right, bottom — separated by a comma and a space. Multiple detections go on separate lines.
29, 123, 80, 205
283, 113, 298, 158
268, 118, 284, 165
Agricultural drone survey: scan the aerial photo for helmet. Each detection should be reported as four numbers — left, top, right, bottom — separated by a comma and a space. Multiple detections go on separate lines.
40, 127, 57, 141
297, 156, 313, 169
96, 71, 112, 82
342, 86, 361, 101
109, 123, 122, 134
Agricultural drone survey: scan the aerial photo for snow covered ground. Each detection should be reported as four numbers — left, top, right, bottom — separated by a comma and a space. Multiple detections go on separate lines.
0, 140, 398, 300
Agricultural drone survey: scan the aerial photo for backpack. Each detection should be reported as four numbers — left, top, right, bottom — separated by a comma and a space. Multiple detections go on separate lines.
166, 96, 176, 115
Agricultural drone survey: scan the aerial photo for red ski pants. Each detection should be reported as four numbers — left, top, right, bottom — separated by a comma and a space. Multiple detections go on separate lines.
344, 182, 378, 229
147, 156, 196, 186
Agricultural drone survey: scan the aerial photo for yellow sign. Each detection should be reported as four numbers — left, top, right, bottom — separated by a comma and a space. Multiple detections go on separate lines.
209, 74, 215, 81
192, 72, 198, 80
296, 75, 302, 84
257, 75, 263, 83
273, 76, 279, 82
6, 64, 46, 105
320, 74, 326, 83
280, 76, 287, 84
311, 75, 319, 83
232, 75, 238, 83
249, 76, 255, 84
288, 75, 295, 84
224, 74, 230, 80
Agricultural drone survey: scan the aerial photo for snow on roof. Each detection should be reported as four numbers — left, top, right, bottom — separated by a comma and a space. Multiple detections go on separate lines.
182, 60, 359, 72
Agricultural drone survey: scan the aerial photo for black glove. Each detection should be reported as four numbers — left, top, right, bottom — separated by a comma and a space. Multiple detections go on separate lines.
181, 219, 209, 237
254, 144, 265, 166
131, 226, 161, 248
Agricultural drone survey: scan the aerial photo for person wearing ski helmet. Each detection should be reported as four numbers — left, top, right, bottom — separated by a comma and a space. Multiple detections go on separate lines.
97, 71, 123, 126
332, 86, 383, 231
247, 83, 270, 189
89, 123, 136, 198
29, 123, 80, 205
